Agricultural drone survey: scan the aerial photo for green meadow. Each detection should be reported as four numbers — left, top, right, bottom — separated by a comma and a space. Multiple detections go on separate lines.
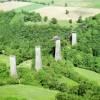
0, 85, 57, 100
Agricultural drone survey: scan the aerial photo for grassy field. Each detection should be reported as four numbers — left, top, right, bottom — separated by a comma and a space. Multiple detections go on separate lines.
0, 85, 57, 100
18, 60, 32, 69
29, 0, 100, 8
73, 67, 100, 86
1, 0, 100, 8
0, 1, 45, 12
0, 55, 9, 67
35, 6, 100, 21
15, 3, 45, 12
58, 76, 78, 87
25, 20, 76, 27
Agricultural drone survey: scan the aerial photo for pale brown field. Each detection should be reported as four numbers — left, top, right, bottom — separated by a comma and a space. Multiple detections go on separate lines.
35, 6, 100, 21
0, 1, 32, 11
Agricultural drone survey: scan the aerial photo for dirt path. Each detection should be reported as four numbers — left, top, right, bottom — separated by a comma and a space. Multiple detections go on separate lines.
35, 6, 100, 21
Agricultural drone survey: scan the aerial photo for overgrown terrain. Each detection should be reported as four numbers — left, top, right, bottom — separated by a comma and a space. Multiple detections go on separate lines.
0, 3, 100, 100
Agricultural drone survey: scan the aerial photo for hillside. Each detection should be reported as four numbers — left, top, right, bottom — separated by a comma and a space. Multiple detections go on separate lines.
0, 85, 57, 100
0, 3, 100, 100
0, 1, 100, 21
73, 67, 100, 86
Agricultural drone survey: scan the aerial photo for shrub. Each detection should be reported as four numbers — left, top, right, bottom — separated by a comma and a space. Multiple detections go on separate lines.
50, 18, 58, 24
56, 93, 83, 100
69, 19, 72, 23
77, 16, 82, 23
18, 68, 38, 86
0, 65, 9, 75
57, 83, 68, 92
24, 12, 42, 22
1, 97, 26, 100
37, 68, 58, 88
44, 16, 48, 22
65, 10, 69, 15
51, 0, 54, 4
7, 77, 19, 85
65, 3, 68, 7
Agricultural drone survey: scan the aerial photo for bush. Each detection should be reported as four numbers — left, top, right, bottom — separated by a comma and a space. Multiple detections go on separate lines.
51, 0, 54, 4
0, 66, 9, 78
37, 68, 58, 88
1, 97, 26, 100
57, 83, 68, 92
18, 68, 38, 86
56, 93, 83, 100
65, 3, 68, 7
24, 12, 42, 22
7, 77, 19, 85
69, 19, 72, 23
77, 16, 82, 23
65, 10, 69, 14
56, 93, 67, 100
44, 16, 48, 22
0, 80, 7, 86
0, 66, 10, 85
50, 18, 58, 24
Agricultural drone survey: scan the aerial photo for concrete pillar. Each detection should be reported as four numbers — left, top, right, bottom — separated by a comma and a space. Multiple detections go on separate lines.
72, 33, 77, 46
35, 46, 42, 71
10, 55, 17, 77
55, 39, 62, 61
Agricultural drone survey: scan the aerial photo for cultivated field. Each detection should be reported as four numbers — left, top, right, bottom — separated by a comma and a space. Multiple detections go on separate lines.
0, 1, 100, 21
28, 0, 100, 8
0, 1, 32, 11
35, 6, 100, 21
15, 2, 45, 12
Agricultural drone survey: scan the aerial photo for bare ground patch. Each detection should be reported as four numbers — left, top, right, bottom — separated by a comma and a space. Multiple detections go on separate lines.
35, 6, 100, 21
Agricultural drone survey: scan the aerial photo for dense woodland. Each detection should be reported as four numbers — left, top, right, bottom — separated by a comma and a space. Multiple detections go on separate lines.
0, 11, 100, 100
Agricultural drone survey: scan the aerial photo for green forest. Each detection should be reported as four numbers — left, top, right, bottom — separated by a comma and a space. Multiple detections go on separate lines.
0, 10, 100, 100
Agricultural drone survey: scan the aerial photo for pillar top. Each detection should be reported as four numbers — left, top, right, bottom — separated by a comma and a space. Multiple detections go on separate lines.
35, 46, 41, 48
72, 32, 76, 34
52, 35, 60, 41
10, 55, 16, 57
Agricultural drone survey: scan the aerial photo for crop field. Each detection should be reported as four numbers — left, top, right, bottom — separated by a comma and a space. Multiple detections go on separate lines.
0, 1, 45, 12
0, 1, 32, 11
29, 0, 100, 8
0, 1, 100, 21
35, 6, 100, 21
15, 3, 45, 12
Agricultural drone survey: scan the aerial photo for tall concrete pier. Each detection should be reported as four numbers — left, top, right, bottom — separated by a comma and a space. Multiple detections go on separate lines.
10, 55, 17, 77
72, 33, 77, 46
55, 39, 62, 61
35, 46, 42, 71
